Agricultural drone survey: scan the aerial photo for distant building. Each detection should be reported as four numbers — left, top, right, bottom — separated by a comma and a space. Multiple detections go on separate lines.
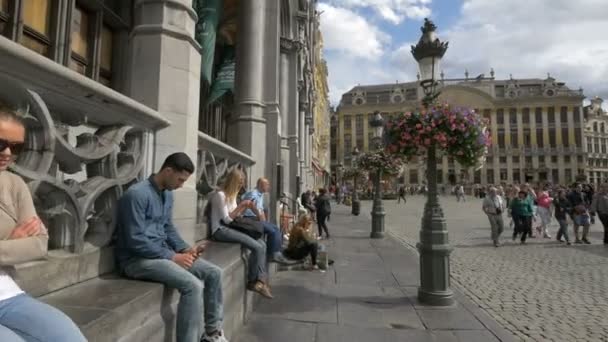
584, 97, 608, 185
331, 73, 587, 186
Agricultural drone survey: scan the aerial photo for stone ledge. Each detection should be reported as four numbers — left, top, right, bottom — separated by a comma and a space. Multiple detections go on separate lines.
38, 241, 255, 342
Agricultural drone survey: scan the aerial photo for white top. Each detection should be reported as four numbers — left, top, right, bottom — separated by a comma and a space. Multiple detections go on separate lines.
0, 270, 23, 302
208, 191, 237, 234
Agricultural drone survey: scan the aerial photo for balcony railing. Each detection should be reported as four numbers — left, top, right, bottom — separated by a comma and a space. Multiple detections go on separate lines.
0, 37, 170, 254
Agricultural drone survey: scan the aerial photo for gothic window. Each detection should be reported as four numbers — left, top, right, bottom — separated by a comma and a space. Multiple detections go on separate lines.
602, 123, 606, 133
21, 0, 53, 56
594, 122, 598, 132
0, 0, 127, 88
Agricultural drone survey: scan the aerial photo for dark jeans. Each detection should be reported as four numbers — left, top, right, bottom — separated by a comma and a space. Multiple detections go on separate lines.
397, 195, 406, 203
556, 218, 570, 242
284, 242, 318, 265
258, 220, 282, 255
599, 213, 608, 243
317, 212, 330, 237
513, 215, 532, 242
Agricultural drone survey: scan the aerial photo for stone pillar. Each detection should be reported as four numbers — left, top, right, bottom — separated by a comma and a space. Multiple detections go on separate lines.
227, 0, 267, 181
262, 0, 281, 222
280, 38, 297, 205
128, 0, 200, 243
299, 105, 307, 191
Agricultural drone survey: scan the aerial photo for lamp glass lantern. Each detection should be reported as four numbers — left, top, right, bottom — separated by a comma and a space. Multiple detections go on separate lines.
369, 112, 384, 149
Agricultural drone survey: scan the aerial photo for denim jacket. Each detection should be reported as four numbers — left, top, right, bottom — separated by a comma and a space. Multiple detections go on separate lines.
114, 176, 189, 270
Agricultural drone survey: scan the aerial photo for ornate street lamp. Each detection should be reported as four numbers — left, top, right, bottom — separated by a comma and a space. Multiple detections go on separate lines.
351, 147, 360, 215
411, 18, 455, 306
369, 111, 386, 238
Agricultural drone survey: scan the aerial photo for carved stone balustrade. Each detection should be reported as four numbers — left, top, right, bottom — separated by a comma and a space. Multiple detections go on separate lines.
0, 37, 170, 257
196, 132, 255, 236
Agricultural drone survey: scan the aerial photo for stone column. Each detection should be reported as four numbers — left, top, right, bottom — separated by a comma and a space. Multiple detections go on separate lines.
227, 0, 267, 181
262, 0, 281, 222
299, 102, 307, 191
280, 38, 298, 205
128, 0, 200, 243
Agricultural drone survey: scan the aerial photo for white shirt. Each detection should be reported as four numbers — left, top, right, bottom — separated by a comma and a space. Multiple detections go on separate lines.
0, 269, 23, 302
208, 191, 237, 235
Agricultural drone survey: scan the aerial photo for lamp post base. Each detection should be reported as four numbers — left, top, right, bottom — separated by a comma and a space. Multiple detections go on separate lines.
370, 203, 385, 238
417, 288, 455, 307
351, 200, 360, 215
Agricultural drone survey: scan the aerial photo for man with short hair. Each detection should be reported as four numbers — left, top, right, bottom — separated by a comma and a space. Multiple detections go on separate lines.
242, 178, 296, 264
115, 152, 228, 342
0, 102, 86, 341
482, 187, 506, 247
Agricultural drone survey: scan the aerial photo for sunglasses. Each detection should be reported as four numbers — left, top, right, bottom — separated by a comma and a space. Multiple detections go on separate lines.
0, 138, 25, 156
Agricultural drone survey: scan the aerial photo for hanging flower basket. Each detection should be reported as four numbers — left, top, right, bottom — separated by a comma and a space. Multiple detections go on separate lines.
356, 150, 403, 175
384, 104, 490, 168
342, 167, 367, 182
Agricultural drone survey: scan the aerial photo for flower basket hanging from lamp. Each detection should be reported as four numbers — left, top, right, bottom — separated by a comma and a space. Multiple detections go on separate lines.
384, 104, 490, 169
342, 167, 367, 183
357, 150, 403, 175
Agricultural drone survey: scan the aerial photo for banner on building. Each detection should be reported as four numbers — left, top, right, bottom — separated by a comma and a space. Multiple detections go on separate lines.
206, 47, 235, 105
193, 0, 222, 84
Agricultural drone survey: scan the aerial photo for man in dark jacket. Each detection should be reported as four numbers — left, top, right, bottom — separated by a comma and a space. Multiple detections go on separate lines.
314, 188, 332, 239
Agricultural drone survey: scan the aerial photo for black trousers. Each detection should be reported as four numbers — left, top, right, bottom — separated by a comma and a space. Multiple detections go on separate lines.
513, 215, 532, 242
285, 242, 318, 265
317, 212, 330, 237
599, 213, 608, 243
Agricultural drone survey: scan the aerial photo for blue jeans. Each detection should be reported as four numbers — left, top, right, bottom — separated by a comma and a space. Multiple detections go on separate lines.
212, 226, 267, 283
0, 293, 86, 342
123, 257, 223, 342
261, 221, 282, 255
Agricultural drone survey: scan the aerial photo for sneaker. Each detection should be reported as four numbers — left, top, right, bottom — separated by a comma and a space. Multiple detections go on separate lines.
202, 330, 229, 342
271, 253, 298, 265
582, 238, 591, 244
566, 241, 572, 246
575, 239, 582, 244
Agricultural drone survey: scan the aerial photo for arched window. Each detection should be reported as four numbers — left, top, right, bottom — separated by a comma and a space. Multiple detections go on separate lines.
602, 123, 606, 133
593, 122, 598, 132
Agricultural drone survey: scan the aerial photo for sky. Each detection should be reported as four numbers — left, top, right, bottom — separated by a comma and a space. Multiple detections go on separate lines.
317, 0, 608, 107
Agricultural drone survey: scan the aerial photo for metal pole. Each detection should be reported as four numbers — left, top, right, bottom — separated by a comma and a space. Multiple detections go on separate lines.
417, 144, 454, 306
351, 175, 360, 215
370, 168, 385, 238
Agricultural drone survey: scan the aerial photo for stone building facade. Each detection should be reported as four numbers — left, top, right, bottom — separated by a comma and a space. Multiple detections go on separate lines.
0, 0, 325, 339
332, 74, 587, 187
584, 96, 608, 185
310, 20, 331, 190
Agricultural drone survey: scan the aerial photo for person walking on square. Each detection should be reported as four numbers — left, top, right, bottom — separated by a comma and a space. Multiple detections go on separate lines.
536, 191, 553, 238
590, 183, 608, 244
241, 177, 296, 265
510, 190, 534, 244
314, 188, 332, 239
482, 187, 506, 247
115, 153, 228, 342
568, 183, 591, 244
397, 185, 407, 204
553, 189, 572, 245
0, 101, 87, 342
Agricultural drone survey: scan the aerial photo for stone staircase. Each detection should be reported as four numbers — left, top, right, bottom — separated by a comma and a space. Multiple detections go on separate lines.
13, 238, 269, 341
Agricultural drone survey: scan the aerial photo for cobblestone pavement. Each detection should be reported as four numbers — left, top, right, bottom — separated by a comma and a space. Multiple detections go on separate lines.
378, 195, 608, 342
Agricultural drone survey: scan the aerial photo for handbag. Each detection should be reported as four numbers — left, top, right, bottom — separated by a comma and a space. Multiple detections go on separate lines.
223, 217, 264, 240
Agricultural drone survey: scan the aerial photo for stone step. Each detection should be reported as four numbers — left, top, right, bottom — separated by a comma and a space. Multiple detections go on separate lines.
39, 241, 259, 341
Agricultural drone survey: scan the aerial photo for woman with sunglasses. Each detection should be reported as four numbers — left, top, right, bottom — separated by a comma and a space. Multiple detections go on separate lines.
0, 102, 86, 341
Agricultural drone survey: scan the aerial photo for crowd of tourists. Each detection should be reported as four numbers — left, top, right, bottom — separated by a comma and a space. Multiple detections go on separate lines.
480, 181, 607, 247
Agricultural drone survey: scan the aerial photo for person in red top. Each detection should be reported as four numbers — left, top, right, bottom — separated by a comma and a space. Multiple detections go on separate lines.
536, 191, 553, 238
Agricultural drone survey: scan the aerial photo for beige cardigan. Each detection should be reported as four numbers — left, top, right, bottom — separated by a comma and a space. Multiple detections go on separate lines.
0, 171, 48, 266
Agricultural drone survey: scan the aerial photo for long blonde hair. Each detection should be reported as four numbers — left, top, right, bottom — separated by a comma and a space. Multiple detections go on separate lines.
222, 168, 244, 203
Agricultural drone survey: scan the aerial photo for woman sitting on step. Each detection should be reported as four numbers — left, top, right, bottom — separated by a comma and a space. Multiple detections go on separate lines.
284, 215, 321, 270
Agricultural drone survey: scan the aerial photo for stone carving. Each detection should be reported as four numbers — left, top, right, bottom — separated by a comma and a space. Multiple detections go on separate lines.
195, 133, 255, 224
9, 90, 147, 254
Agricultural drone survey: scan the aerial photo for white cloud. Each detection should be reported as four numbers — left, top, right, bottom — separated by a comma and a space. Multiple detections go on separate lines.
317, 3, 391, 60
440, 0, 608, 101
323, 0, 433, 24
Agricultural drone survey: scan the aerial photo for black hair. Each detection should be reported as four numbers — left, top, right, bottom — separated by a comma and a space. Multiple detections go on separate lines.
0, 100, 25, 126
160, 152, 194, 174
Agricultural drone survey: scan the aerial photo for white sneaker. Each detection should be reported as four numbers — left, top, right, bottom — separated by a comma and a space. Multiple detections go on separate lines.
202, 330, 229, 342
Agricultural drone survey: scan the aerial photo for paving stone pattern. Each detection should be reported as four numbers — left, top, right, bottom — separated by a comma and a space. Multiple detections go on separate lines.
384, 195, 608, 342
232, 204, 514, 342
